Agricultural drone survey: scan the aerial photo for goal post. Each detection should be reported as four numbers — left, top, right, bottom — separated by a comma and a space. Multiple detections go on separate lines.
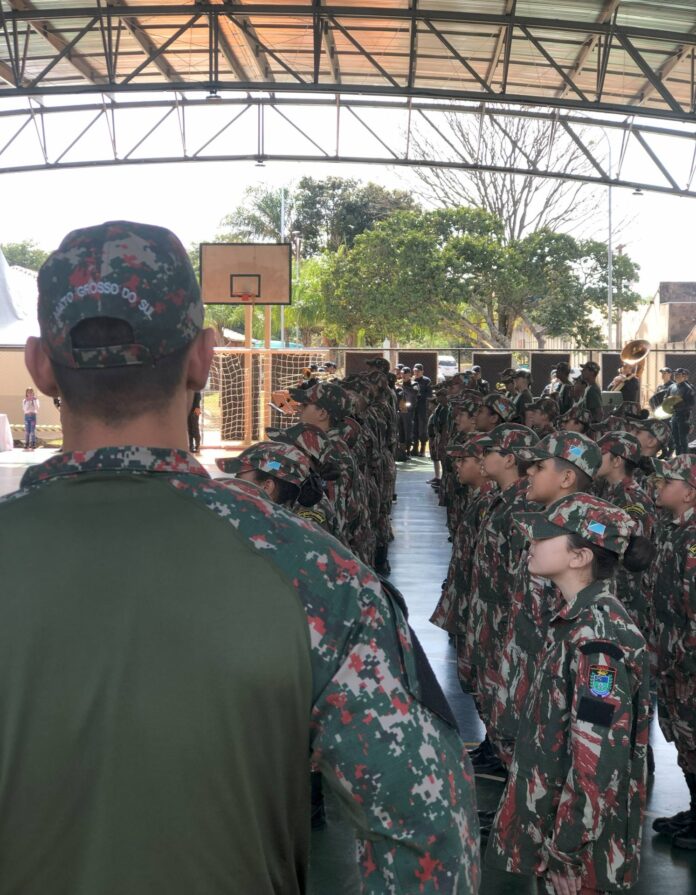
203, 347, 332, 448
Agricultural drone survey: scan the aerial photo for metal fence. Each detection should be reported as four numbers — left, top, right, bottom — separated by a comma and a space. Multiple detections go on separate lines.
201, 345, 696, 448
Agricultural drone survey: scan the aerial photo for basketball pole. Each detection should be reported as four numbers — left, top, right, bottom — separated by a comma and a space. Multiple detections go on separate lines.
243, 304, 254, 446
263, 306, 273, 432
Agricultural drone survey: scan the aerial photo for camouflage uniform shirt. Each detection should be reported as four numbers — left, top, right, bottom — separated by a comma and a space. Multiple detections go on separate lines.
487, 580, 650, 892
0, 447, 480, 895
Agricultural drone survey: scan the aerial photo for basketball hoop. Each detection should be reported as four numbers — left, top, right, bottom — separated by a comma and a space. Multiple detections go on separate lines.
239, 293, 253, 304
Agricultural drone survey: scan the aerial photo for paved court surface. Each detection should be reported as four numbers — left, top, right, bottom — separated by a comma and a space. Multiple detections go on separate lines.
2, 447, 696, 892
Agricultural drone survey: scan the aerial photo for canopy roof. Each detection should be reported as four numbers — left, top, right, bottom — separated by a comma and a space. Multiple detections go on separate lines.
2, 1, 695, 117
1, 1, 695, 189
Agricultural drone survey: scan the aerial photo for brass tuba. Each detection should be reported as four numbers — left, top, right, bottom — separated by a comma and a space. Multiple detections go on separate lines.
609, 340, 651, 390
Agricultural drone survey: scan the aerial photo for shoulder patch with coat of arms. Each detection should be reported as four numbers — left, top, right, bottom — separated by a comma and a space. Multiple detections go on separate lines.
589, 664, 616, 698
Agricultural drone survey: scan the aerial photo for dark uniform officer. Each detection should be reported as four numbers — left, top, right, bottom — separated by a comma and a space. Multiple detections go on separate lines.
471, 365, 490, 396
579, 360, 604, 423
511, 369, 533, 423
555, 361, 575, 416
669, 368, 695, 455
396, 367, 420, 458
412, 363, 433, 456
650, 367, 675, 411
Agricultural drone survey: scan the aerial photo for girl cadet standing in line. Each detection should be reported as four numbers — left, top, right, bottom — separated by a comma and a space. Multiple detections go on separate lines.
486, 494, 654, 895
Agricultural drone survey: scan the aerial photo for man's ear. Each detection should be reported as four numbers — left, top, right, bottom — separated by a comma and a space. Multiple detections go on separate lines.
186, 328, 216, 391
25, 337, 60, 398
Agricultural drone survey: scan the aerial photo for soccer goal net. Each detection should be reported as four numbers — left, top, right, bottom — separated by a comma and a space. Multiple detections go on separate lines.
203, 348, 331, 447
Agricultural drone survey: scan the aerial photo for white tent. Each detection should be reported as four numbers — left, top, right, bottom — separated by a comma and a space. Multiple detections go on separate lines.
0, 248, 39, 346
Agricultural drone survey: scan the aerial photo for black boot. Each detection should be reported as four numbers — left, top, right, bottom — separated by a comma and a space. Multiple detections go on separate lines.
374, 543, 391, 576
468, 735, 490, 761
671, 772, 696, 847
655, 769, 695, 835
647, 743, 655, 776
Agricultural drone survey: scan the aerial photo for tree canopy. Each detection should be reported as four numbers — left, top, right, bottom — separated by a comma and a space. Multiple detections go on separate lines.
1, 240, 49, 271
319, 207, 642, 349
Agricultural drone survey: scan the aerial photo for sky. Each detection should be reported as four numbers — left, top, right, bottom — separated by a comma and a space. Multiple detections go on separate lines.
0, 151, 694, 300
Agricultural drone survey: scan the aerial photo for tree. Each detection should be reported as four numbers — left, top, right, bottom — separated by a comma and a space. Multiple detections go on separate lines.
411, 111, 599, 242
321, 207, 642, 349
0, 240, 49, 270
321, 211, 449, 345
218, 185, 292, 243
293, 177, 417, 256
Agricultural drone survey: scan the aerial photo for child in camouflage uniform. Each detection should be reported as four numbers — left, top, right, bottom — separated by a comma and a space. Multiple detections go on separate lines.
463, 423, 539, 772
487, 494, 652, 894
649, 455, 696, 849
430, 433, 497, 647
595, 432, 656, 637
490, 432, 602, 770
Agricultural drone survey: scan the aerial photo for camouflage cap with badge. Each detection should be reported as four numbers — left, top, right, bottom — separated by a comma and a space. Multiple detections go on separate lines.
628, 417, 672, 450
288, 381, 350, 422
527, 396, 559, 420
652, 454, 696, 489
515, 493, 636, 556
216, 441, 311, 488
596, 431, 642, 465
38, 220, 203, 368
446, 432, 490, 459
558, 404, 593, 428
481, 393, 515, 422
512, 430, 601, 478
477, 423, 539, 453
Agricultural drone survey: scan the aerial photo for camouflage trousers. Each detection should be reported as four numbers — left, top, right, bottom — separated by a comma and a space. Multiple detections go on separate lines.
657, 673, 696, 774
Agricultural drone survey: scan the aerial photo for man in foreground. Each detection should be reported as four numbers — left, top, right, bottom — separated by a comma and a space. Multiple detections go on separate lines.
1, 221, 479, 894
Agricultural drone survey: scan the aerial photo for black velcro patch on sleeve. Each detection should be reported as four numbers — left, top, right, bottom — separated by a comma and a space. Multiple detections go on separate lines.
578, 695, 615, 727
580, 640, 624, 660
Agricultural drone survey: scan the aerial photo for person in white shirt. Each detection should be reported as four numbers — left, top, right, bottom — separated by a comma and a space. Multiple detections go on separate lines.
22, 388, 39, 450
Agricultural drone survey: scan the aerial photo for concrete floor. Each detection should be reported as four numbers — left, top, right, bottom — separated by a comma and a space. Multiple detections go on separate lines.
2, 448, 696, 892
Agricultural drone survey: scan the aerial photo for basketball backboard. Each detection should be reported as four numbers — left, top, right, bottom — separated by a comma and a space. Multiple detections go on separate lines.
200, 243, 292, 305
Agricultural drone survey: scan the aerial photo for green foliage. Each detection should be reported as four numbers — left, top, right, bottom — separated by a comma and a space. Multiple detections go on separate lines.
1, 240, 49, 270
293, 177, 417, 256
319, 210, 643, 348
218, 185, 291, 243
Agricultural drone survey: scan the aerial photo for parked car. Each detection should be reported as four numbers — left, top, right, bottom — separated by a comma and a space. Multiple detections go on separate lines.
437, 354, 458, 382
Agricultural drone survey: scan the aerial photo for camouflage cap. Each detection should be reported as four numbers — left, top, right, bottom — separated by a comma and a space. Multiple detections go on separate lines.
446, 432, 490, 459
527, 396, 559, 420
481, 393, 515, 421
477, 423, 539, 453
581, 360, 601, 373
652, 454, 696, 489
265, 421, 330, 462
451, 399, 479, 416
216, 441, 311, 488
499, 367, 516, 380
597, 431, 642, 464
288, 381, 350, 421
513, 431, 601, 477
628, 417, 672, 448
558, 404, 593, 427
37, 220, 203, 369
515, 493, 636, 556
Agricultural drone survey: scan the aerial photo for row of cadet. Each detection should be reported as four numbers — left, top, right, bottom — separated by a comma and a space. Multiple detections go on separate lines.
427, 368, 696, 892
215, 357, 401, 576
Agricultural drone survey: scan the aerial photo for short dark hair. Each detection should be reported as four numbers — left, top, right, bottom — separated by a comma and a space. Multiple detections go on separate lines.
567, 532, 654, 579
253, 471, 300, 506
552, 457, 593, 493
51, 317, 190, 425
516, 457, 534, 476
